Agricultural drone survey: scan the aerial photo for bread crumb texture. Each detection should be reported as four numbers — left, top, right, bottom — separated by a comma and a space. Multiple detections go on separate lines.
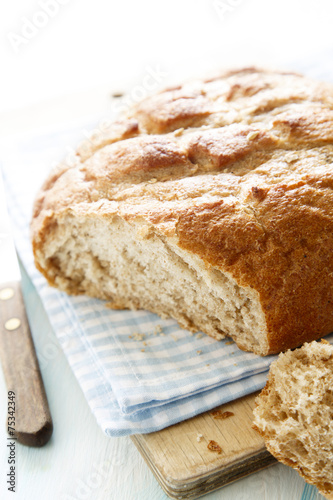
211, 410, 234, 420
253, 340, 333, 500
196, 433, 203, 442
207, 440, 223, 454
31, 67, 333, 355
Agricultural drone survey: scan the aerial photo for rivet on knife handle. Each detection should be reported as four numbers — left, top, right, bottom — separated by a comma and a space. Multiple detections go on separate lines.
0, 281, 53, 447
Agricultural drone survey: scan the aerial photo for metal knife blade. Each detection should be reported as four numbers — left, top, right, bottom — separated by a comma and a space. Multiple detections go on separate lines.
0, 171, 53, 447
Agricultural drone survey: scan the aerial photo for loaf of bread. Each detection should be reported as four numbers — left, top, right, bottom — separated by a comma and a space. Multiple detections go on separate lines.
31, 67, 333, 355
253, 340, 333, 499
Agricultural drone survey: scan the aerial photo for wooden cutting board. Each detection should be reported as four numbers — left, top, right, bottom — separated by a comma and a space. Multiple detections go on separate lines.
131, 391, 276, 499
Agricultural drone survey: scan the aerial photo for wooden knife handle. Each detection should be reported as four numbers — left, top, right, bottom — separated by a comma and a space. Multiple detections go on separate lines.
0, 281, 53, 447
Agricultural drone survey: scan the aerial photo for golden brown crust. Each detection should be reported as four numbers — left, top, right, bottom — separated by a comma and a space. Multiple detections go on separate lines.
31, 67, 333, 355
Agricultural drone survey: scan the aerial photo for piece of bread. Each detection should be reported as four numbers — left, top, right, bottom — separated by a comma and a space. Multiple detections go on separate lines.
253, 340, 333, 499
31, 67, 333, 356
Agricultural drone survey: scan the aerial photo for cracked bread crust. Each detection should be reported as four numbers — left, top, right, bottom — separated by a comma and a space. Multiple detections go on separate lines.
31, 67, 333, 355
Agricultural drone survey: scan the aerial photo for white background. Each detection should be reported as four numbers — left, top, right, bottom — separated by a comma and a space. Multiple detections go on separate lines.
2, 0, 333, 132
0, 1, 332, 499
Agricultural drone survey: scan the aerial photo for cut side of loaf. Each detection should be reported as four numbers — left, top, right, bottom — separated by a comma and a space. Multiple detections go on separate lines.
253, 340, 333, 499
31, 67, 333, 355
36, 212, 268, 354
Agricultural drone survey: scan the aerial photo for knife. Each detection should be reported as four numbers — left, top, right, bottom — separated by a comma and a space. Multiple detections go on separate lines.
0, 172, 53, 447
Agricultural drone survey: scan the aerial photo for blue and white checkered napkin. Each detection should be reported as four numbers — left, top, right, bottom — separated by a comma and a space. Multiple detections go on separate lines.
2, 55, 333, 437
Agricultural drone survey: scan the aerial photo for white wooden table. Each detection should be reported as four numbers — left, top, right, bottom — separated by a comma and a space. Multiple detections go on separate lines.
0, 85, 325, 500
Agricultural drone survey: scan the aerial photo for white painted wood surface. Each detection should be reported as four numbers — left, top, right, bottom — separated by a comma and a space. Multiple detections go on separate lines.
0, 80, 326, 500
